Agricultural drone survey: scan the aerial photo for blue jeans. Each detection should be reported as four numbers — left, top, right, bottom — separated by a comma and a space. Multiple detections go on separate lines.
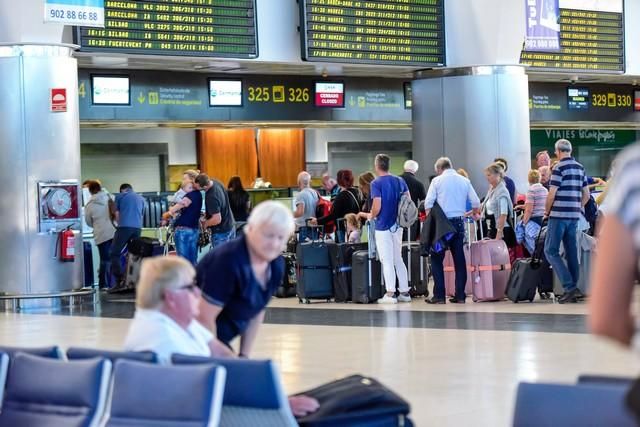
210, 228, 236, 250
544, 218, 579, 292
431, 218, 467, 301
109, 227, 141, 282
174, 227, 199, 266
97, 240, 112, 288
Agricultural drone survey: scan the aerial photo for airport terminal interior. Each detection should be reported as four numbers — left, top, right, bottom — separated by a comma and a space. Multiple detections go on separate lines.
2, 0, 640, 425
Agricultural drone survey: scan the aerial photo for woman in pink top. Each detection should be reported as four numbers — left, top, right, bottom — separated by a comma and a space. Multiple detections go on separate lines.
523, 170, 548, 226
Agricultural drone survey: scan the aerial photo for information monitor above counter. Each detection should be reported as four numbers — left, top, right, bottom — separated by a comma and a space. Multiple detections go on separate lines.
521, 0, 624, 73
75, 0, 257, 58
299, 0, 445, 66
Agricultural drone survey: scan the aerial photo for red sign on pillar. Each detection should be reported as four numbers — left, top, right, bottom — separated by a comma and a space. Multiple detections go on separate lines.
51, 88, 67, 112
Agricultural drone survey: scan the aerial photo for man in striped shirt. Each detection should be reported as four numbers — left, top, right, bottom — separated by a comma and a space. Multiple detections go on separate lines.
544, 139, 591, 303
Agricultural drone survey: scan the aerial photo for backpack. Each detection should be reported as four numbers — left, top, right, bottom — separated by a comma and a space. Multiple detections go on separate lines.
315, 192, 335, 234
396, 177, 418, 228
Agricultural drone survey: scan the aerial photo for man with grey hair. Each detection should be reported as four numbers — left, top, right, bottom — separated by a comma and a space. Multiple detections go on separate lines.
293, 171, 319, 231
424, 157, 481, 304
544, 139, 590, 304
322, 173, 340, 201
400, 160, 426, 240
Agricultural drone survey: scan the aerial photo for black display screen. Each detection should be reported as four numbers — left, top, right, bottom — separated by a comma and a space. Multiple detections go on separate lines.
75, 0, 257, 58
567, 87, 590, 110
521, 7, 624, 73
299, 0, 445, 66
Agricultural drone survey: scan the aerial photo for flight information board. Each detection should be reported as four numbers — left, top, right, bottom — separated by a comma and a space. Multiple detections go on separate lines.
521, 2, 624, 73
299, 0, 445, 66
75, 0, 257, 58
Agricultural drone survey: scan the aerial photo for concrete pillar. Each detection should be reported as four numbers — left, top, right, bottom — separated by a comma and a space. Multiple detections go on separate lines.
0, 44, 83, 296
412, 66, 531, 194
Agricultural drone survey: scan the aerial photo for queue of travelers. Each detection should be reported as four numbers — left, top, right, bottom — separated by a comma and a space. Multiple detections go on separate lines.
87, 136, 605, 306
78, 137, 624, 422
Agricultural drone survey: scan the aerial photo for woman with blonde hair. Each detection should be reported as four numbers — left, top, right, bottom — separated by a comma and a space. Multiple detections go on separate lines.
357, 171, 376, 219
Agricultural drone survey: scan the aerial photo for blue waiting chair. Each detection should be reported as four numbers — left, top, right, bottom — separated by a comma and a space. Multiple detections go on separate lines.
0, 353, 111, 427
172, 354, 297, 427
513, 382, 636, 426
0, 353, 9, 410
104, 359, 226, 427
0, 345, 62, 360
66, 347, 158, 364
577, 374, 635, 388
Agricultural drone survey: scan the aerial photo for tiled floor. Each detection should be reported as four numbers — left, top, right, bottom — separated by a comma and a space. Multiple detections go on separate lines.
1, 295, 639, 426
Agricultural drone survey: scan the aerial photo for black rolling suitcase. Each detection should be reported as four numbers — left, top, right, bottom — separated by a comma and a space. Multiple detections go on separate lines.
402, 241, 429, 297
535, 226, 554, 297
351, 222, 383, 304
328, 242, 367, 302
276, 253, 297, 298
296, 228, 333, 304
506, 224, 549, 303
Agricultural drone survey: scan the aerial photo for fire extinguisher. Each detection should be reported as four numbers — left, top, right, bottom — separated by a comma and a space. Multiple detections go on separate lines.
59, 226, 75, 262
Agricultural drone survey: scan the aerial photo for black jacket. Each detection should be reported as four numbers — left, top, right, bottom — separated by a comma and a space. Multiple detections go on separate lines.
400, 172, 427, 206
420, 203, 457, 255
317, 188, 362, 226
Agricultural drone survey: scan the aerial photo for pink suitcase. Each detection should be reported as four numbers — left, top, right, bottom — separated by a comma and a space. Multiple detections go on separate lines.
444, 248, 473, 297
469, 239, 511, 302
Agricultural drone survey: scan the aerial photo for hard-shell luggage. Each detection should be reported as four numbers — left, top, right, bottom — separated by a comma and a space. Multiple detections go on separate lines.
470, 222, 510, 302
296, 231, 333, 303
351, 221, 383, 304
444, 247, 472, 297
276, 252, 297, 298
507, 223, 548, 303
553, 232, 595, 297
296, 374, 413, 427
328, 242, 367, 302
402, 242, 429, 297
534, 226, 554, 295
351, 252, 383, 304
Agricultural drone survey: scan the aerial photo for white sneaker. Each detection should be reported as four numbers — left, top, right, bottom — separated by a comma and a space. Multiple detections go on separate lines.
378, 294, 398, 304
397, 293, 412, 303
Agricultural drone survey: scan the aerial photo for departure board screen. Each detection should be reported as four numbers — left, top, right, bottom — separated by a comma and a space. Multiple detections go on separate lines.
299, 0, 446, 66
521, 0, 624, 73
75, 0, 257, 58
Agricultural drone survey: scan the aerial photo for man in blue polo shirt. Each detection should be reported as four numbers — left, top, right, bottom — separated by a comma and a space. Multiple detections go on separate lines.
369, 154, 411, 304
544, 139, 590, 304
110, 183, 145, 287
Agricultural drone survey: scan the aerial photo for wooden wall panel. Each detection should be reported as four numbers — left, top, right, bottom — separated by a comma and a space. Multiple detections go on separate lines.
197, 129, 258, 188
258, 129, 305, 188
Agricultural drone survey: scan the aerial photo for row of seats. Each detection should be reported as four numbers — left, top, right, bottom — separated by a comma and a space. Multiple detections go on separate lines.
0, 345, 297, 427
513, 376, 638, 426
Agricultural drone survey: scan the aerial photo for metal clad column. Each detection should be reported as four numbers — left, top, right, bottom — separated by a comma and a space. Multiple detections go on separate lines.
412, 66, 531, 194
0, 44, 82, 297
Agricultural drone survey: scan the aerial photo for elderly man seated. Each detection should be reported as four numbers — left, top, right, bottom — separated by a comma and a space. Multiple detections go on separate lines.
123, 202, 319, 418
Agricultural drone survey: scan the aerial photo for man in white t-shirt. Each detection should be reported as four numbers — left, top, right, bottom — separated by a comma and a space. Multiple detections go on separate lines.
123, 254, 319, 417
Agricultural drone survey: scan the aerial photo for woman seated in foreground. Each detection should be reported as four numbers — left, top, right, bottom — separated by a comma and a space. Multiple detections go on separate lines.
123, 204, 318, 417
